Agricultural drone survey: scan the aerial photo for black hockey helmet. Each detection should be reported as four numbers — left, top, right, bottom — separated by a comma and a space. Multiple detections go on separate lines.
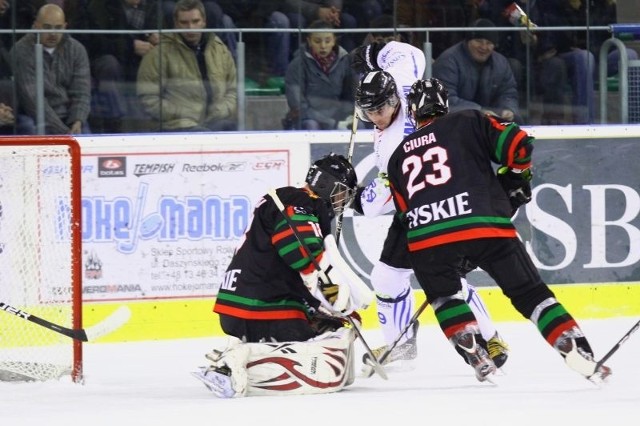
406, 78, 449, 127
355, 70, 399, 122
305, 153, 358, 218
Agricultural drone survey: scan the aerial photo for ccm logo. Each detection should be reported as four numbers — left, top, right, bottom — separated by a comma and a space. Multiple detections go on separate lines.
102, 159, 123, 169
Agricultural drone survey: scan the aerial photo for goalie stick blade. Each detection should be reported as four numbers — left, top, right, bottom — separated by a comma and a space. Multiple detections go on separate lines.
84, 306, 132, 341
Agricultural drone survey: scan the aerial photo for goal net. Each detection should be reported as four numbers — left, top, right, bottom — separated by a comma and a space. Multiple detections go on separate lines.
0, 136, 82, 382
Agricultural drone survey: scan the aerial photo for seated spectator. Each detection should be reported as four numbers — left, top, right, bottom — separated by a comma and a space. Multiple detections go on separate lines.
11, 4, 91, 134
433, 18, 521, 123
481, 0, 540, 123
283, 20, 357, 130
161, 1, 237, 58
137, 0, 237, 132
86, 0, 162, 133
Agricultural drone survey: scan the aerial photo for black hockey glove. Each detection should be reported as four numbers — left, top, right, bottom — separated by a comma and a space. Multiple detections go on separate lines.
309, 310, 347, 335
350, 42, 386, 73
497, 167, 532, 214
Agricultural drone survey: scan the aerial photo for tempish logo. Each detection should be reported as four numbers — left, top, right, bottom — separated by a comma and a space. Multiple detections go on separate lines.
133, 163, 175, 177
0, 302, 30, 319
98, 157, 127, 177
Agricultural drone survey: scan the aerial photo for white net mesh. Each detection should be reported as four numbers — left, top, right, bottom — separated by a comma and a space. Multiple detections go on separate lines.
0, 141, 79, 382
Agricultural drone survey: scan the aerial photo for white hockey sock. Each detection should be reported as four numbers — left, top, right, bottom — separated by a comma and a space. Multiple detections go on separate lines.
370, 262, 416, 347
376, 286, 415, 346
463, 279, 496, 341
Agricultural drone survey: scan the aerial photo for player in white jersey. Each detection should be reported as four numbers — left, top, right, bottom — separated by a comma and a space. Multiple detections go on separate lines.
350, 41, 509, 368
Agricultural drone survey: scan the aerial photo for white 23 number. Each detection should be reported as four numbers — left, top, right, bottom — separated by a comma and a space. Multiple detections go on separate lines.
402, 146, 451, 199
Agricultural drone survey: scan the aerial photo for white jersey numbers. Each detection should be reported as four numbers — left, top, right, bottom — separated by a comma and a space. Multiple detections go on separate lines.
402, 146, 452, 199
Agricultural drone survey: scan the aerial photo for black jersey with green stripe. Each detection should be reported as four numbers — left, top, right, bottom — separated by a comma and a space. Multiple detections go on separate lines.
387, 109, 534, 252
214, 186, 333, 321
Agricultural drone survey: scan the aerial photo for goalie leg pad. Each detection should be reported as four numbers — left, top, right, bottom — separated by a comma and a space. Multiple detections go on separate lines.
246, 327, 355, 396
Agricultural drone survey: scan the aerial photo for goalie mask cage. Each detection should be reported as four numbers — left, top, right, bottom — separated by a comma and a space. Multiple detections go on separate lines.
0, 136, 82, 383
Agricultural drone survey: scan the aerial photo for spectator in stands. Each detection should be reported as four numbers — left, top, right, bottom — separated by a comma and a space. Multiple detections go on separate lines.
86, 0, 162, 133
11, 4, 91, 134
433, 18, 522, 123
18, 1, 89, 38
162, 1, 237, 58
216, 0, 290, 79
481, 0, 539, 123
283, 20, 357, 130
137, 0, 237, 132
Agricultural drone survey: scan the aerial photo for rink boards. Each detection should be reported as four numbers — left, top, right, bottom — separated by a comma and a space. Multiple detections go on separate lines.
71, 126, 640, 342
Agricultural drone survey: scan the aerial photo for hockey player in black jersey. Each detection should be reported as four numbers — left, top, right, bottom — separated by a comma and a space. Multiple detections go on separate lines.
193, 153, 374, 398
351, 41, 509, 373
385, 77, 611, 383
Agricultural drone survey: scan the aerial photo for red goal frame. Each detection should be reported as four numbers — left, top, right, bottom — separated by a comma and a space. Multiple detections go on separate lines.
0, 136, 83, 382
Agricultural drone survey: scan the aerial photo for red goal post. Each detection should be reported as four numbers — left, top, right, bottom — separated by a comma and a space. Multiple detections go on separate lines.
0, 136, 83, 382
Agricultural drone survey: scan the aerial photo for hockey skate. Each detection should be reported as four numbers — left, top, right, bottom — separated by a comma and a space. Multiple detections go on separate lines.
450, 327, 496, 382
191, 365, 236, 398
362, 321, 419, 367
554, 327, 612, 384
487, 332, 509, 369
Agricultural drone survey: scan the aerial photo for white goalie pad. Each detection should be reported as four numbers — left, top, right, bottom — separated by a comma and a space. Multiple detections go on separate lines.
194, 328, 356, 398
302, 235, 374, 314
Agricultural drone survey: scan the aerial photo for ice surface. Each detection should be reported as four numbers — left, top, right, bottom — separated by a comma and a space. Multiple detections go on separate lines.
2, 318, 638, 426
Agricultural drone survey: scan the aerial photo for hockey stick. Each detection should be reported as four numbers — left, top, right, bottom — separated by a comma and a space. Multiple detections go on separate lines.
268, 188, 388, 380
0, 302, 131, 342
595, 318, 640, 370
334, 106, 358, 245
362, 298, 429, 378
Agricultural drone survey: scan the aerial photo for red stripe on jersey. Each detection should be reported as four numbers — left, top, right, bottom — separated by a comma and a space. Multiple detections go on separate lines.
214, 304, 308, 321
390, 183, 407, 211
272, 227, 294, 244
408, 227, 517, 251
296, 224, 316, 233
507, 130, 528, 167
487, 115, 507, 131
545, 319, 579, 346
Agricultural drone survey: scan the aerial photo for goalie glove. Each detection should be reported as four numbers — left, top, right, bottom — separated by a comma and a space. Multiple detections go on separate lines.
300, 235, 374, 315
350, 42, 386, 74
497, 166, 532, 215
